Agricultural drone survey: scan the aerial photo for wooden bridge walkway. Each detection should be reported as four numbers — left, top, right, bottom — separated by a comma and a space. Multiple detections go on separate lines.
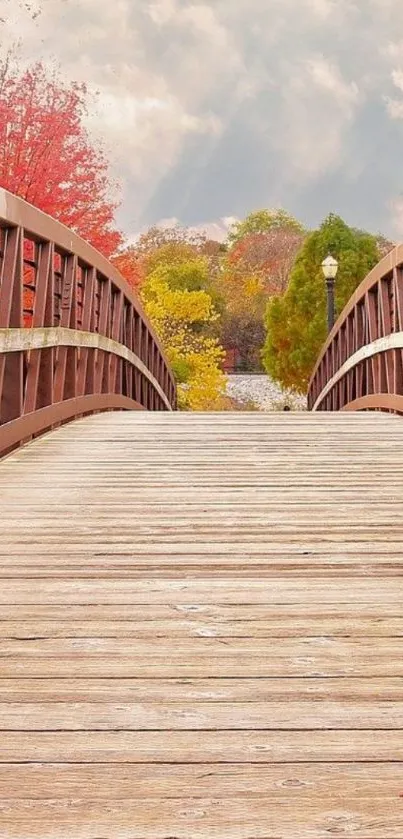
0, 411, 403, 838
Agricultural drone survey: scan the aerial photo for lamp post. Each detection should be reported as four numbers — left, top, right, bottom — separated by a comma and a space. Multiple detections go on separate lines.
322, 255, 338, 333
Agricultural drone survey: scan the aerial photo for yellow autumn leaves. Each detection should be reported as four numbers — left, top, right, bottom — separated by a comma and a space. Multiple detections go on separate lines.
140, 262, 226, 411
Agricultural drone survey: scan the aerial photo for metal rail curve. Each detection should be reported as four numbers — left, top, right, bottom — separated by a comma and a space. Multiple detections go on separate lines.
308, 246, 403, 413
0, 189, 176, 457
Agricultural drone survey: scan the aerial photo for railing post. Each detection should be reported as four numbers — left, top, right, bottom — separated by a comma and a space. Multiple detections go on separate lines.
77, 266, 96, 397
53, 253, 78, 403
0, 226, 23, 424
0, 187, 176, 457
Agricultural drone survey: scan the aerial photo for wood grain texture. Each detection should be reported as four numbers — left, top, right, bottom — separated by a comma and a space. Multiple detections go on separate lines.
2, 729, 403, 763
0, 410, 403, 838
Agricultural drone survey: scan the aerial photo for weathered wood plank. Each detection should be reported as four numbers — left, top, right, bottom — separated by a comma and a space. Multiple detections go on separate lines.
0, 602, 401, 620
2, 564, 403, 579
4, 636, 403, 654
1, 411, 403, 838
1, 676, 402, 702
0, 700, 401, 730
1, 763, 402, 798
1, 729, 402, 763
1, 578, 403, 603
0, 797, 401, 839
1, 615, 403, 637
3, 657, 403, 677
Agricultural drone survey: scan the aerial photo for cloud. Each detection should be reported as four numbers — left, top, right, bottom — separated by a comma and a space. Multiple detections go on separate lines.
2, 0, 403, 240
271, 56, 360, 184
389, 197, 403, 236
127, 214, 238, 245
385, 97, 403, 120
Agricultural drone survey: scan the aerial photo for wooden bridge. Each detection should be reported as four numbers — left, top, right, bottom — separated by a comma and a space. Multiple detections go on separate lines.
1, 190, 403, 838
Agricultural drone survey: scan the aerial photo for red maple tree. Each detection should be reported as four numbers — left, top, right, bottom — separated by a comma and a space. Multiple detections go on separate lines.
228, 228, 305, 296
0, 55, 122, 257
112, 248, 144, 292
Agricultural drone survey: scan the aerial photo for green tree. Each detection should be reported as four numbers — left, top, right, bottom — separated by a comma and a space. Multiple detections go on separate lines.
262, 214, 380, 394
228, 209, 305, 245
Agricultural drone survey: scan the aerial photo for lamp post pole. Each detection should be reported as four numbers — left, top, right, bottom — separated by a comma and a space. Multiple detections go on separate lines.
322, 255, 339, 334
326, 277, 335, 333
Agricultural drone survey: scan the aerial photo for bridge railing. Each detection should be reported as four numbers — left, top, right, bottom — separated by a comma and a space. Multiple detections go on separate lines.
308, 246, 403, 413
0, 189, 176, 457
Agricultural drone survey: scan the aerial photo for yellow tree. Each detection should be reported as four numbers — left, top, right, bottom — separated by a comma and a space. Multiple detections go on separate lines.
140, 262, 225, 411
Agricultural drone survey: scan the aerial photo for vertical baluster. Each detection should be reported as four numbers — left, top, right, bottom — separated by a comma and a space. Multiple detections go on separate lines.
109, 289, 124, 394
77, 266, 96, 397
53, 253, 77, 403
94, 277, 110, 393
0, 226, 23, 424
393, 267, 403, 396
24, 241, 54, 413
379, 277, 392, 393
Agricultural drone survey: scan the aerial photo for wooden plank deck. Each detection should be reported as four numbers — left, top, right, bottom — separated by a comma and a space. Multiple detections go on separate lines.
0, 411, 403, 838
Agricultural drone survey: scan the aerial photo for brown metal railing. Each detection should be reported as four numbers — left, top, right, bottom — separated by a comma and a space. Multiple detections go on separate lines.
0, 189, 176, 457
308, 246, 403, 413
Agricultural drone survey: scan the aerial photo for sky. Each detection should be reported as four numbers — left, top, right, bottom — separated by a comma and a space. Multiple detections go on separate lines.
2, 0, 403, 242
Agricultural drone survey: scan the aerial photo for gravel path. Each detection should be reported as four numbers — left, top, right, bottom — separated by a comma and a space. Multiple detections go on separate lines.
225, 374, 307, 411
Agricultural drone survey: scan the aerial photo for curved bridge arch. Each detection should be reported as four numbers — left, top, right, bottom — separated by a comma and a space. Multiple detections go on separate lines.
0, 189, 176, 457
308, 245, 403, 413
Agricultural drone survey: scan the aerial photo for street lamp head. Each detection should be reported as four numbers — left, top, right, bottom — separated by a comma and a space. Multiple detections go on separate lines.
322, 254, 338, 280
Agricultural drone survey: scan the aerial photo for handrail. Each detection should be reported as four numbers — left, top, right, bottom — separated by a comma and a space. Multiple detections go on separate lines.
308, 246, 403, 413
0, 189, 176, 457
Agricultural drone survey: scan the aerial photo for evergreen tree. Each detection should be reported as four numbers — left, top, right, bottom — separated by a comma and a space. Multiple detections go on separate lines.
262, 214, 380, 393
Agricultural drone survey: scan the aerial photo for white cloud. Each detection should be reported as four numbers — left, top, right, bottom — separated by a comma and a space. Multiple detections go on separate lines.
385, 97, 403, 119
393, 69, 403, 90
193, 216, 239, 242
306, 58, 359, 111
389, 197, 403, 237
1, 0, 403, 236
125, 214, 238, 246
272, 57, 360, 183
147, 0, 178, 26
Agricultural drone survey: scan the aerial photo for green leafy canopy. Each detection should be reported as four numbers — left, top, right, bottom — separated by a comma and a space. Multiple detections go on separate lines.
228, 209, 305, 245
262, 214, 380, 394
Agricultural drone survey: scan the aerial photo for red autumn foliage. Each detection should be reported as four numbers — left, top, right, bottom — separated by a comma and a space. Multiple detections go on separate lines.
229, 229, 305, 295
22, 238, 36, 326
0, 55, 122, 258
112, 248, 144, 293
